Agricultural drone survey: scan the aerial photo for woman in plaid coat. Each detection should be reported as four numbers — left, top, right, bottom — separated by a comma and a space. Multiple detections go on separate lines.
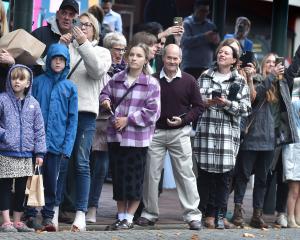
193, 44, 251, 229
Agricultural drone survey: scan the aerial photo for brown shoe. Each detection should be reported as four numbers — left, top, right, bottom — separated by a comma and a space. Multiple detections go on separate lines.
135, 217, 155, 226
204, 217, 215, 229
223, 218, 235, 229
231, 203, 245, 227
250, 208, 269, 229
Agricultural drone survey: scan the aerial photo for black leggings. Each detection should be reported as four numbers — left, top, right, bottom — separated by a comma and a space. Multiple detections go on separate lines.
0, 177, 28, 212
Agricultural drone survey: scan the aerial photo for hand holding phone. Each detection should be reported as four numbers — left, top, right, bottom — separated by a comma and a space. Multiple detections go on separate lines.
240, 51, 254, 68
275, 57, 284, 66
275, 57, 285, 80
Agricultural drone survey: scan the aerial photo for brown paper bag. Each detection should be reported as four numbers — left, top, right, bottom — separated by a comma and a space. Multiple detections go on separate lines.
0, 29, 46, 65
26, 165, 45, 207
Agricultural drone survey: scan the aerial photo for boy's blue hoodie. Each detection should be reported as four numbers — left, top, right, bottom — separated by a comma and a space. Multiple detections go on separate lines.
32, 43, 78, 158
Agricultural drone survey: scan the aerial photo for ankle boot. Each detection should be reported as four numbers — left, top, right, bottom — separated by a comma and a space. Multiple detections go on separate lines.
71, 211, 86, 232
295, 216, 300, 226
287, 215, 300, 228
231, 203, 245, 227
86, 207, 97, 223
215, 211, 225, 230
52, 206, 59, 231
250, 208, 268, 228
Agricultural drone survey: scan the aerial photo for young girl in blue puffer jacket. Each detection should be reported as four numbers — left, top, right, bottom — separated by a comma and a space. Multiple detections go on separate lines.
0, 64, 46, 232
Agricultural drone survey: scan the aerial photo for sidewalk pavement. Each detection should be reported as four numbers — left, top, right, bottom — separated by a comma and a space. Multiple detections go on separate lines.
1, 183, 300, 239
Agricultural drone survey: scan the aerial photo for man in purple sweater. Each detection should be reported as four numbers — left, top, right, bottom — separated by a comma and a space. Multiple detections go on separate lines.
136, 44, 204, 230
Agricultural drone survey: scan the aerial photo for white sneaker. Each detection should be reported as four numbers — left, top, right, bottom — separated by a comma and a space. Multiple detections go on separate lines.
71, 211, 86, 232
275, 213, 287, 228
53, 206, 59, 231
86, 207, 97, 223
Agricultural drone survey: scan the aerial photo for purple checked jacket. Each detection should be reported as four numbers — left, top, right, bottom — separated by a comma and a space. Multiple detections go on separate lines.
99, 69, 161, 147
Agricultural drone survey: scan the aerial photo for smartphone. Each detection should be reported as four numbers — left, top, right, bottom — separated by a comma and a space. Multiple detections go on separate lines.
173, 17, 183, 26
275, 57, 284, 66
212, 90, 222, 99
72, 18, 81, 27
240, 51, 254, 68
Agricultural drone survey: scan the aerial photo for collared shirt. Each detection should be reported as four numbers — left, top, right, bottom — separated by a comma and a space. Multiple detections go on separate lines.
160, 68, 182, 83
99, 69, 161, 147
103, 9, 123, 33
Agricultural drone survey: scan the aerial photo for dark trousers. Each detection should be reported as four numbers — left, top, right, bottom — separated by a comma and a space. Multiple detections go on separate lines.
263, 152, 288, 214
198, 168, 232, 216
275, 161, 288, 212
25, 153, 61, 219
234, 150, 274, 209
0, 177, 27, 212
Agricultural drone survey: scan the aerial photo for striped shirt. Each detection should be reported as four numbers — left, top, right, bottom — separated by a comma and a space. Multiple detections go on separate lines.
99, 69, 161, 147
193, 68, 251, 173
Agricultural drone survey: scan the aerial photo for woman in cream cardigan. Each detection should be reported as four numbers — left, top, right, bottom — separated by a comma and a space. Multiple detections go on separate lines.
58, 12, 111, 231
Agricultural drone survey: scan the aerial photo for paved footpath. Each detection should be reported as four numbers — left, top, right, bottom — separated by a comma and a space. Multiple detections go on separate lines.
0, 228, 299, 240
1, 184, 300, 239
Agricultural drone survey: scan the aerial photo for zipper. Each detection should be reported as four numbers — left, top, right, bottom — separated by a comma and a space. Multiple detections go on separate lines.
18, 100, 23, 152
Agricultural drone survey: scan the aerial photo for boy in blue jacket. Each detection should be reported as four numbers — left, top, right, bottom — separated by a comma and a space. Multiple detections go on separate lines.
25, 43, 78, 231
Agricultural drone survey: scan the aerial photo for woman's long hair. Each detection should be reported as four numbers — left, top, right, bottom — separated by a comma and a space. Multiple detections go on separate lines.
261, 53, 279, 103
0, 0, 8, 37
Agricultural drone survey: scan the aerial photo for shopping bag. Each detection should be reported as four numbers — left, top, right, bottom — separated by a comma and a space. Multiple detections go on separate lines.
0, 29, 45, 65
26, 165, 45, 207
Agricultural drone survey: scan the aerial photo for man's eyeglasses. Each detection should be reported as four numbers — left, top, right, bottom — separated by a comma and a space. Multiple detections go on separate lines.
112, 47, 126, 54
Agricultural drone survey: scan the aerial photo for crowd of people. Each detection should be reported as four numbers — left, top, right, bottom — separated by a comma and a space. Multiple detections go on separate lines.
0, 0, 300, 233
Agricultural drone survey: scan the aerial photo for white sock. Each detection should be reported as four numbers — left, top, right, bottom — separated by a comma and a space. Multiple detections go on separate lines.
125, 213, 134, 223
118, 213, 126, 221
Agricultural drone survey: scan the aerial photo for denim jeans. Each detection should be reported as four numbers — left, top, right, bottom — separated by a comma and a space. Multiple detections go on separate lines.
69, 112, 96, 212
25, 153, 61, 219
88, 151, 109, 208
55, 154, 70, 207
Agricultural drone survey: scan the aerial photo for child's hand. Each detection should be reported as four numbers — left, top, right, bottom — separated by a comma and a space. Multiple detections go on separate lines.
35, 157, 43, 166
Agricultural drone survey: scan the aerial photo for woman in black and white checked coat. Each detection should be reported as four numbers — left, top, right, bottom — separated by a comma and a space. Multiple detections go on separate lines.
193, 43, 251, 229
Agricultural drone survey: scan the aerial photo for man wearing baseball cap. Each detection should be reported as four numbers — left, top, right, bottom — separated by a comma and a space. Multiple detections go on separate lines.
31, 0, 79, 63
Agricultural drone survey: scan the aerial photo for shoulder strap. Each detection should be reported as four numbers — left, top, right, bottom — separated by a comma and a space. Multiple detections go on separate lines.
112, 84, 136, 112
245, 99, 266, 133
67, 58, 83, 79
